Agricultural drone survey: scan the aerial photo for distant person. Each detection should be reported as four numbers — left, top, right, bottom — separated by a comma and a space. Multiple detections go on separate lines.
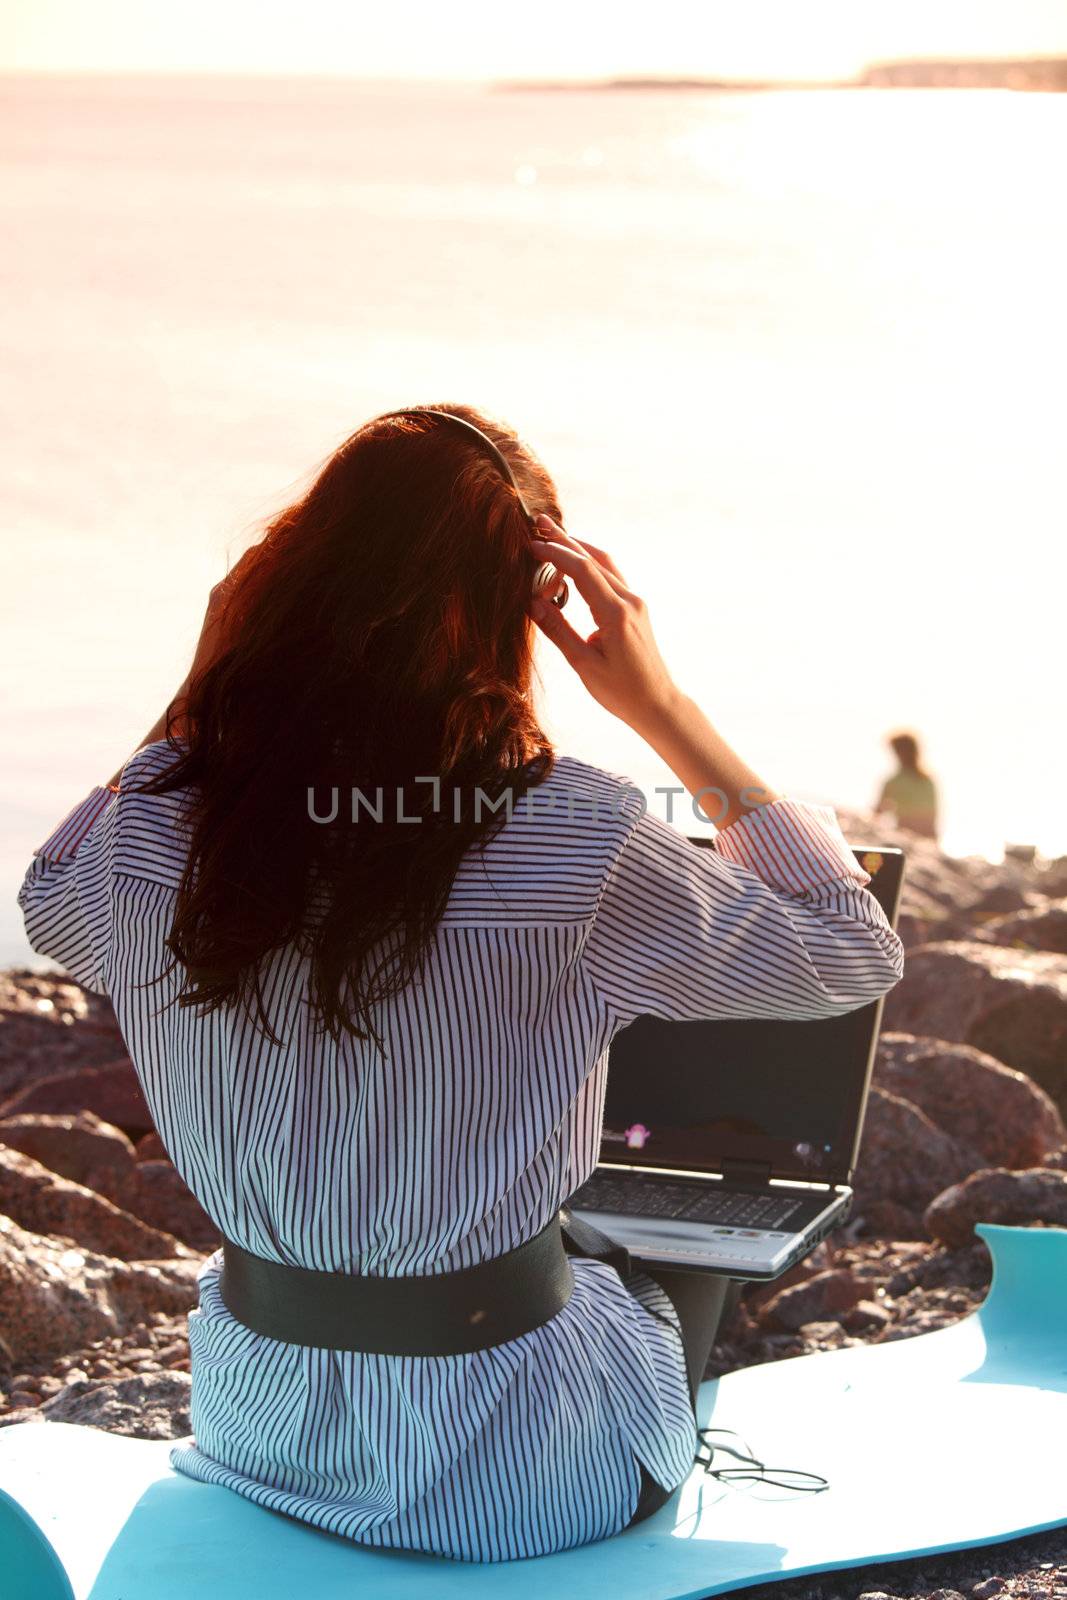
877, 731, 939, 841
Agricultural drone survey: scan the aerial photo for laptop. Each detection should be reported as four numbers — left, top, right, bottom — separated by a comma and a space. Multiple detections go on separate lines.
567, 842, 905, 1282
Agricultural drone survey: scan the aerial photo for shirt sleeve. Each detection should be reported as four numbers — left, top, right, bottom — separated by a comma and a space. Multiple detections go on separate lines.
581, 797, 905, 1028
16, 783, 121, 996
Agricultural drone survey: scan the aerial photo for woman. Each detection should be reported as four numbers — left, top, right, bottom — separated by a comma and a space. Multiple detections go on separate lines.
18, 404, 904, 1562
876, 731, 939, 842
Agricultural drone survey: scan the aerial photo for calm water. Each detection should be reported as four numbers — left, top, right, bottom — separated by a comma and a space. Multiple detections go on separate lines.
2, 73, 1064, 966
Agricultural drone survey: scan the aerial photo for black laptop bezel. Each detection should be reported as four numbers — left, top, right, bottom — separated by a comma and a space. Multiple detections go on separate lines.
598, 842, 905, 1189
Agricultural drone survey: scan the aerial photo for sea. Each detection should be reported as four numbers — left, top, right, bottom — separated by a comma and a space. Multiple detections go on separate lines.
1, 71, 1064, 968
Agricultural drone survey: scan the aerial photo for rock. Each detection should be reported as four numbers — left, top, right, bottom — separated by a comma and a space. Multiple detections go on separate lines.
883, 940, 1067, 1107
882, 1283, 985, 1339
834, 1236, 929, 1281
106, 1258, 201, 1328
963, 885, 1039, 919
110, 1161, 221, 1252
0, 971, 126, 1103
1036, 858, 1067, 897
924, 1167, 1067, 1248
976, 901, 1067, 955
0, 1212, 198, 1366
758, 1267, 862, 1330
875, 1034, 1066, 1171
0, 1058, 154, 1138
0, 1109, 137, 1188
0, 1405, 46, 1426
882, 942, 1067, 1113
797, 1319, 850, 1350
35, 1370, 192, 1439
852, 1087, 980, 1229
841, 1299, 892, 1332
852, 1198, 926, 1239
0, 1146, 187, 1259
135, 1131, 169, 1162
972, 1580, 1006, 1598
741, 1240, 834, 1313
714, 1233, 1002, 1376
1041, 1148, 1067, 1169
835, 808, 1022, 936
884, 1241, 993, 1297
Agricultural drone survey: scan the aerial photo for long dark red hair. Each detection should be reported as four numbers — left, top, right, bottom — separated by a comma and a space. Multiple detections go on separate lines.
132, 404, 560, 1047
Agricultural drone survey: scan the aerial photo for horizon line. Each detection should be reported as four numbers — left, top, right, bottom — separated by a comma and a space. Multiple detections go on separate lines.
4, 52, 1067, 86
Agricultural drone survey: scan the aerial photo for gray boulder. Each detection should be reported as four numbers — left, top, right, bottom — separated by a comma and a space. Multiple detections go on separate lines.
35, 1370, 193, 1439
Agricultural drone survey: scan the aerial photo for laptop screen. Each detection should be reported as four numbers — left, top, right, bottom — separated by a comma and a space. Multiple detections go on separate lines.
600, 844, 905, 1186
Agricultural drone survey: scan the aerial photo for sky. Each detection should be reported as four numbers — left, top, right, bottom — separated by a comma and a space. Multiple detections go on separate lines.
4, 0, 1067, 82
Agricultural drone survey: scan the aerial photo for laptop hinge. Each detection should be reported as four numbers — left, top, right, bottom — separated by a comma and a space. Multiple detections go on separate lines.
721, 1157, 773, 1187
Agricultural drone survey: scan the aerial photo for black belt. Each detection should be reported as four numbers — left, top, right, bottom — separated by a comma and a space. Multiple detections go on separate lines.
217, 1208, 627, 1357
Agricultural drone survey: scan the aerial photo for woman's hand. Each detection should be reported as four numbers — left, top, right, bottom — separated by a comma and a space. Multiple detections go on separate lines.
529, 513, 779, 828
529, 514, 681, 738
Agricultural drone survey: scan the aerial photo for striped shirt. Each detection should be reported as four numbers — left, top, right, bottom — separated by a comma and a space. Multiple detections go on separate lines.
18, 740, 904, 1561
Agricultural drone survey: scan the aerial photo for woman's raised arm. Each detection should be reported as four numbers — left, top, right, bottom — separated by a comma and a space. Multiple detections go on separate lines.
529, 515, 904, 1027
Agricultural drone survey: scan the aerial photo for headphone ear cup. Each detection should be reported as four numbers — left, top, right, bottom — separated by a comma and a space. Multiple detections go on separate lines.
532, 562, 567, 606
531, 563, 563, 601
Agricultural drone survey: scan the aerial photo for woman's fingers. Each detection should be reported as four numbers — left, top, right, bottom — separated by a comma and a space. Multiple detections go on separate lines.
530, 597, 595, 668
571, 538, 628, 586
532, 515, 630, 592
530, 516, 679, 737
529, 537, 623, 623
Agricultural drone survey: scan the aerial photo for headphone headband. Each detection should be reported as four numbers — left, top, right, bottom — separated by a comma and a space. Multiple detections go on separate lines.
371, 408, 568, 608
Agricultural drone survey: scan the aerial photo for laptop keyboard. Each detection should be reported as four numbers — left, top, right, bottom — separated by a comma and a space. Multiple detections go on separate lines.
570, 1173, 803, 1231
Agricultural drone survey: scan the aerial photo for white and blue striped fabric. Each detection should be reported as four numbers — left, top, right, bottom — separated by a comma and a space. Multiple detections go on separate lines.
18, 740, 903, 1561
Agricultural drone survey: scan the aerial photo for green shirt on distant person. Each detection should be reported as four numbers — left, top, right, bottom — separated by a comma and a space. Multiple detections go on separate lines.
878, 769, 938, 840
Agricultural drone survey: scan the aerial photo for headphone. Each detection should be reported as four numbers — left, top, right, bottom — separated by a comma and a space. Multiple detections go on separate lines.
371, 408, 569, 609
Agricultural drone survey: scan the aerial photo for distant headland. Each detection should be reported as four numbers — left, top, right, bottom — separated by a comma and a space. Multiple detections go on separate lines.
494, 57, 1067, 94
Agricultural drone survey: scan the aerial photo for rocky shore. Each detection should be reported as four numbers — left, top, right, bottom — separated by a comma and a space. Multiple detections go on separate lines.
2, 813, 1067, 1596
